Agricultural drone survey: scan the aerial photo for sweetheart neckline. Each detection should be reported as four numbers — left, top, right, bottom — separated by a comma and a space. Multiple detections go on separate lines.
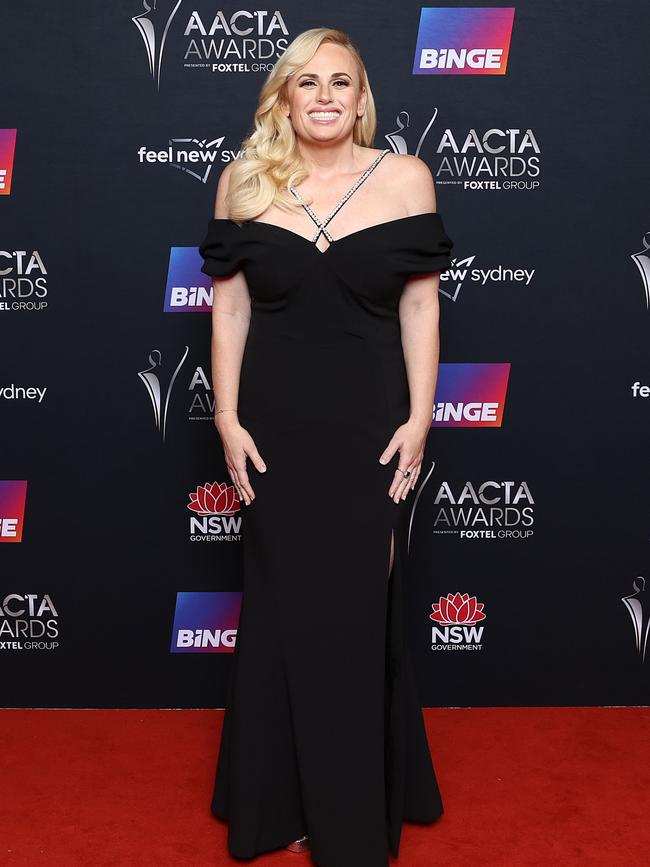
211, 212, 442, 256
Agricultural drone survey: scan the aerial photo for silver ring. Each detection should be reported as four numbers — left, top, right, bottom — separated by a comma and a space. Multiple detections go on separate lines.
400, 468, 411, 478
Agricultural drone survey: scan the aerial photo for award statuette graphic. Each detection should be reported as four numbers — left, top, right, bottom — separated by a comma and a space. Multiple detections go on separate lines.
407, 459, 436, 553
621, 576, 649, 663
138, 346, 189, 442
132, 0, 183, 90
631, 233, 650, 311
385, 108, 438, 157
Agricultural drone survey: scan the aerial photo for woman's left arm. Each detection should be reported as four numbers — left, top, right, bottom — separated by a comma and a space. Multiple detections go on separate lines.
379, 156, 441, 503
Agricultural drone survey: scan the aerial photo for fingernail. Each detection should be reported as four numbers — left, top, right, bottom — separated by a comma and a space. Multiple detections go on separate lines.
379, 458, 386, 464
260, 465, 266, 472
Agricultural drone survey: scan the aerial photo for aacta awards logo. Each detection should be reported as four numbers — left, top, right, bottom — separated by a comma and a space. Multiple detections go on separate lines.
0, 250, 49, 313
432, 480, 534, 540
430, 592, 486, 651
187, 481, 242, 542
138, 344, 216, 438
132, 0, 183, 89
383, 106, 541, 193
138, 345, 189, 441
132, 3, 291, 87
631, 232, 650, 312
621, 576, 649, 663
0, 594, 60, 652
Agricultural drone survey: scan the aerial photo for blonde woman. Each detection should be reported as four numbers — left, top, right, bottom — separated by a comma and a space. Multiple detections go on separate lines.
199, 27, 453, 867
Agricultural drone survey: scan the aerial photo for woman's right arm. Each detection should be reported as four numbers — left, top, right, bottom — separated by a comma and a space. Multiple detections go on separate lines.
210, 162, 267, 505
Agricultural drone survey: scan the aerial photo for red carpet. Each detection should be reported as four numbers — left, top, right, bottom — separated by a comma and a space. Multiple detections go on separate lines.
1, 707, 649, 866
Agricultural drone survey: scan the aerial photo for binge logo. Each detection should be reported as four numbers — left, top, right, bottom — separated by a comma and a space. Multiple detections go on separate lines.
413, 8, 515, 75
0, 129, 17, 195
164, 247, 212, 312
432, 363, 511, 427
170, 591, 242, 653
430, 591, 486, 650
0, 480, 27, 542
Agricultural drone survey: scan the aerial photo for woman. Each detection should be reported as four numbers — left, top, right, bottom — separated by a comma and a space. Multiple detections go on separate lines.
199, 27, 453, 867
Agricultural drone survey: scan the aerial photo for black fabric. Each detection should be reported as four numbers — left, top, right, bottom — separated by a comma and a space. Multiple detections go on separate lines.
199, 212, 453, 867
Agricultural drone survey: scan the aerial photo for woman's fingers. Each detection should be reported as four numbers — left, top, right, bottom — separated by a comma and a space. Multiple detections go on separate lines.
220, 425, 267, 507
226, 452, 254, 506
247, 445, 267, 474
393, 464, 416, 502
234, 456, 255, 505
226, 461, 246, 505
389, 454, 420, 502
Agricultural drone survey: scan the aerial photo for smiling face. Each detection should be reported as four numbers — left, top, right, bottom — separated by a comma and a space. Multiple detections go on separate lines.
281, 42, 367, 145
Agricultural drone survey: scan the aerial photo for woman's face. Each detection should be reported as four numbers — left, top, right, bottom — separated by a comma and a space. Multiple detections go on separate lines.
281, 42, 366, 145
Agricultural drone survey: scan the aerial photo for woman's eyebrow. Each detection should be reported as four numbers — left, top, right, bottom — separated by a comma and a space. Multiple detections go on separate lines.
296, 72, 352, 79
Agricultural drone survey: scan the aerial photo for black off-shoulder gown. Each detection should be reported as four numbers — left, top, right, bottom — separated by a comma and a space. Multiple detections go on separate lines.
199, 211, 453, 867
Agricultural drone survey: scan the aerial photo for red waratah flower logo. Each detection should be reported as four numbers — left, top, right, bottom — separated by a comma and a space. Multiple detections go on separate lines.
430, 592, 486, 625
187, 482, 240, 516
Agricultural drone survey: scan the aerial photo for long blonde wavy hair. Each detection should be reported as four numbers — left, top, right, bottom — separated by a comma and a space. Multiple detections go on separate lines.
225, 27, 378, 222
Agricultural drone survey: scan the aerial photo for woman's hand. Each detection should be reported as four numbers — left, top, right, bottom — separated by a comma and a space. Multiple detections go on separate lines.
215, 414, 267, 506
379, 417, 430, 503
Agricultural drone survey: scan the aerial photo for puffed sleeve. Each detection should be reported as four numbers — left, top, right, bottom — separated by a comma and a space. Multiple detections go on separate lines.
390, 212, 454, 275
198, 219, 245, 277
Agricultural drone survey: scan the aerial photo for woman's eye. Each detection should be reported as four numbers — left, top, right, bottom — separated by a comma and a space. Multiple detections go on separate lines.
300, 79, 349, 87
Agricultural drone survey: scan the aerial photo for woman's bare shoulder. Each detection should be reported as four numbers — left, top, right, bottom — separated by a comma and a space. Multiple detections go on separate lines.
382, 152, 438, 214
213, 160, 239, 219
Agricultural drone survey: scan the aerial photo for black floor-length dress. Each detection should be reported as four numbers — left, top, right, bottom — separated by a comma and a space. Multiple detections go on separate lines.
199, 150, 454, 867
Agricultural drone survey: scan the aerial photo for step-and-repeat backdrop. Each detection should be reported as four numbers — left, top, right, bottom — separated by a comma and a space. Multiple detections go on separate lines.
2, 2, 649, 708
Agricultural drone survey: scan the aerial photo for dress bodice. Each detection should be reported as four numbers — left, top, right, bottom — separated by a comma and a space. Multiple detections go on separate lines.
199, 213, 454, 328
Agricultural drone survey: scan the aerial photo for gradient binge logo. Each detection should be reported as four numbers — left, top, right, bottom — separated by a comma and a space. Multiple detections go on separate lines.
432, 363, 511, 427
413, 8, 515, 75
0, 480, 27, 542
0, 129, 17, 195
164, 248, 213, 312
170, 591, 242, 653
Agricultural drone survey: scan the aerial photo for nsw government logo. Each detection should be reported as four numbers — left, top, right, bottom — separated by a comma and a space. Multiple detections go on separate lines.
187, 481, 241, 542
430, 591, 486, 651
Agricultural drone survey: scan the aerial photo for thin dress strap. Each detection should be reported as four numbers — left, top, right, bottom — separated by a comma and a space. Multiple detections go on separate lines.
288, 148, 390, 244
